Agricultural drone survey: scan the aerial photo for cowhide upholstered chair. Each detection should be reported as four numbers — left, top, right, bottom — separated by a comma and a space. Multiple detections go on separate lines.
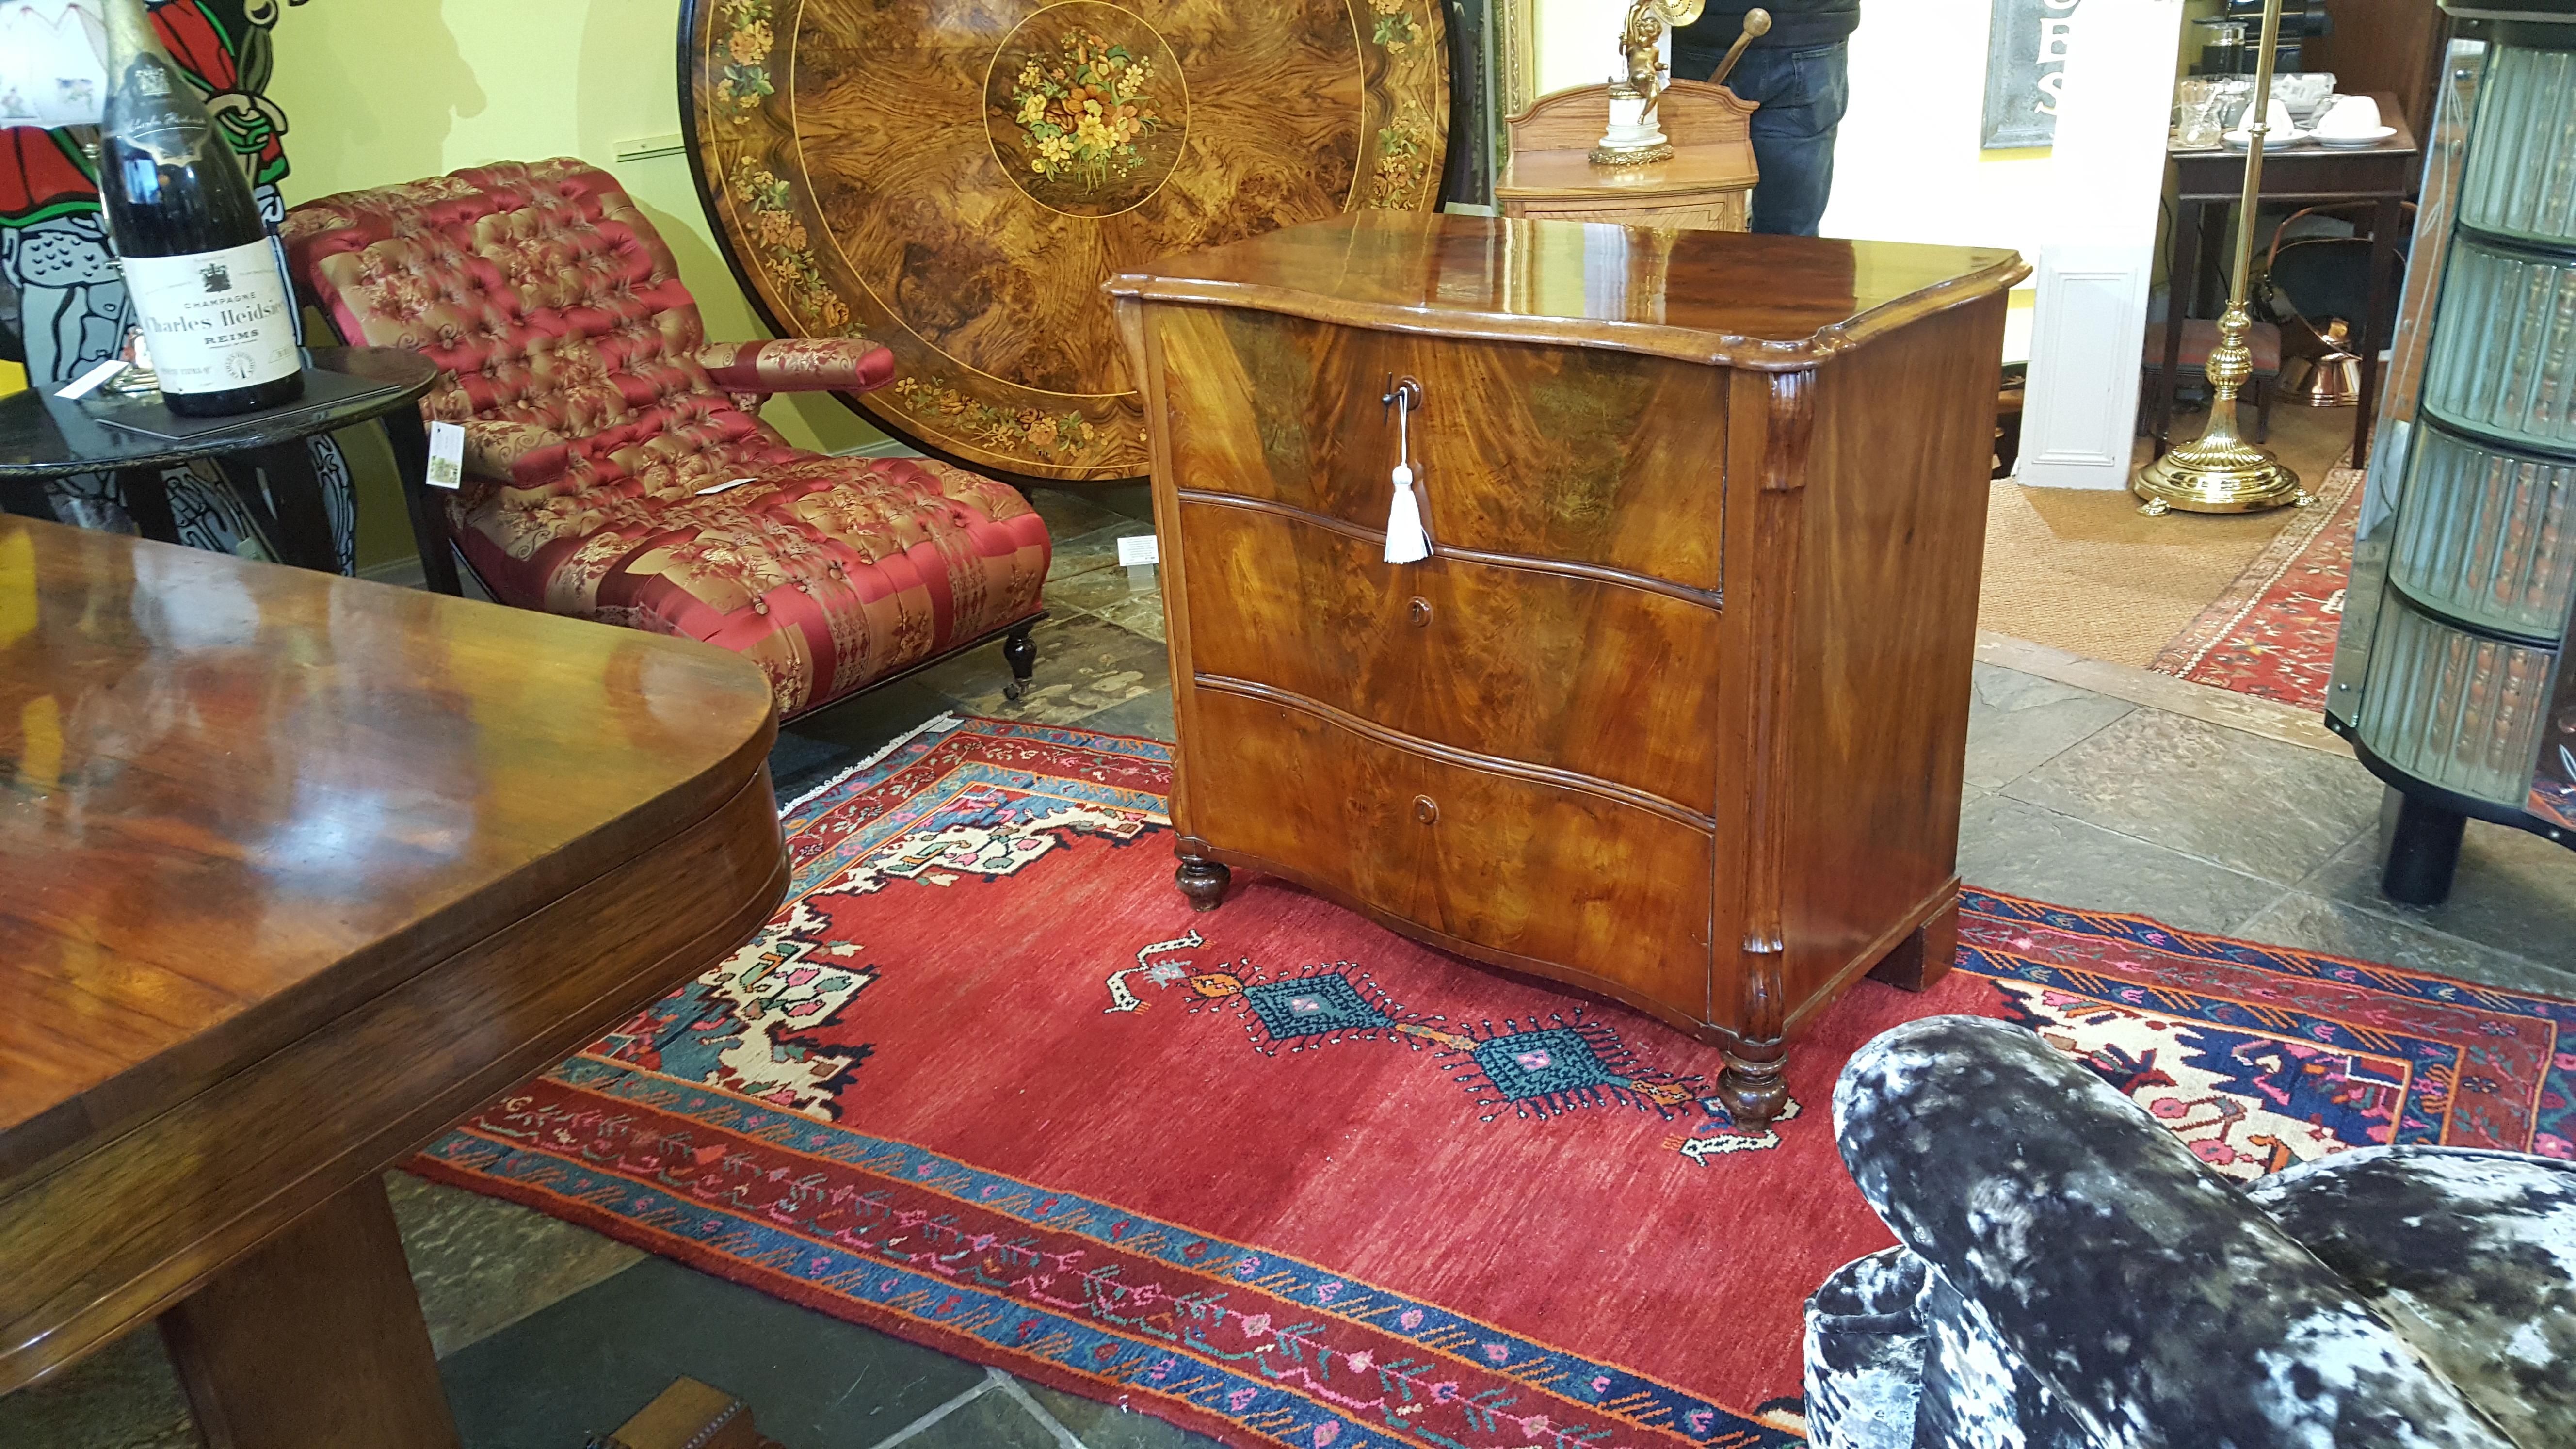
281, 159, 1049, 719
1808, 1015, 2576, 1449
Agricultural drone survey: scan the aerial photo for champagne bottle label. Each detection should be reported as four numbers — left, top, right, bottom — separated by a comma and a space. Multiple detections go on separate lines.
121, 240, 299, 396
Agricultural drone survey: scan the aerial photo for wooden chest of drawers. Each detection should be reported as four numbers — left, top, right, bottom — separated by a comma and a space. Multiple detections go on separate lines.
1106, 213, 2026, 1125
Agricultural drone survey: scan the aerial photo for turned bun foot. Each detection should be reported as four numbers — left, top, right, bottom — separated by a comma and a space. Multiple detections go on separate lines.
1175, 856, 1230, 912
1716, 1040, 1789, 1129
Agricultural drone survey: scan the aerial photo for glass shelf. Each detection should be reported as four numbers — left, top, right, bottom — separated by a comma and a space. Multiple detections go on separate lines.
2390, 419, 2576, 640
2460, 43, 2576, 248
2422, 235, 2576, 452
2357, 602, 2559, 806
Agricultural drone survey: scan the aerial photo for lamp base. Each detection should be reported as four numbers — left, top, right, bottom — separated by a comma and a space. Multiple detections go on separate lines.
2133, 441, 2310, 515
1588, 141, 1675, 166
1593, 87, 1672, 168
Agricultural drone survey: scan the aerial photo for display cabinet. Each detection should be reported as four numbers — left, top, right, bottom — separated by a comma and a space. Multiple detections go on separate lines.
2327, 10, 2576, 902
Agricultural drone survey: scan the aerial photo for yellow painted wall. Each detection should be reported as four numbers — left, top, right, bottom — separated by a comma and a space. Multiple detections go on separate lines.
265, 0, 886, 567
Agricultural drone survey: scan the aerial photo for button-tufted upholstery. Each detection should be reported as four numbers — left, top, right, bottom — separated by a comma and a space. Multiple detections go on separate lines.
281, 159, 1049, 717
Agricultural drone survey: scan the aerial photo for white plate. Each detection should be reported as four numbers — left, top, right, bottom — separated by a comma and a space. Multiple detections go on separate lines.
2314, 126, 2397, 148
2224, 128, 2315, 149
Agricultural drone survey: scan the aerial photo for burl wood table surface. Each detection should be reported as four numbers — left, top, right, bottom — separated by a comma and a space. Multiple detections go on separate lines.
0, 519, 788, 1448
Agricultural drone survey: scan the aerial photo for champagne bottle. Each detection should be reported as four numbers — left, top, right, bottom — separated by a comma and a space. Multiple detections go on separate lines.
97, 0, 303, 417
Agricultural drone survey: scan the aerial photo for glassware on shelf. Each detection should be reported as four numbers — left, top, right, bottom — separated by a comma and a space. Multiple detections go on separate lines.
2421, 235, 2576, 449
2391, 420, 2576, 639
2175, 96, 2229, 150
2194, 17, 2249, 74
2459, 42, 2576, 246
2357, 604, 2559, 806
2270, 72, 2338, 123
2208, 75, 2256, 130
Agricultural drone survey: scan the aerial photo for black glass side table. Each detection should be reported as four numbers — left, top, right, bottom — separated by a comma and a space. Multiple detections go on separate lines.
0, 347, 440, 580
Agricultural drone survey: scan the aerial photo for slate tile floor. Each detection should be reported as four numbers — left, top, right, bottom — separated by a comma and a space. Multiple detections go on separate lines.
11, 482, 2576, 1449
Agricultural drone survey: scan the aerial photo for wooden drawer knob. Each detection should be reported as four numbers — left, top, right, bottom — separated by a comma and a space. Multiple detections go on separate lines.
1409, 596, 1433, 627
1414, 795, 1438, 825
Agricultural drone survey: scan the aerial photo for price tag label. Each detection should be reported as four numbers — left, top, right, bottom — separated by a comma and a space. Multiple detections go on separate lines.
1115, 534, 1160, 568
424, 421, 465, 490
56, 359, 128, 400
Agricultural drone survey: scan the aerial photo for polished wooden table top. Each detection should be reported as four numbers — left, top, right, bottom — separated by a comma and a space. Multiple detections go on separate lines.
1105, 211, 2026, 368
0, 522, 788, 1432
0, 518, 777, 1183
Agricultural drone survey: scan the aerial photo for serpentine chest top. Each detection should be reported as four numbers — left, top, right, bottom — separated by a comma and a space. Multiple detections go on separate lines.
1106, 213, 2027, 1125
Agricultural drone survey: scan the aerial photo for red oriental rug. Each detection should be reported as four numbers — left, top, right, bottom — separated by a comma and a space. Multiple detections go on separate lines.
410, 716, 2576, 1449
2151, 456, 2363, 709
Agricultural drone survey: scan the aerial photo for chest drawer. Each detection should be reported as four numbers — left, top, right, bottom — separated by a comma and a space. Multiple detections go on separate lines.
1154, 306, 1728, 598
1186, 687, 1715, 1020
1177, 494, 1722, 811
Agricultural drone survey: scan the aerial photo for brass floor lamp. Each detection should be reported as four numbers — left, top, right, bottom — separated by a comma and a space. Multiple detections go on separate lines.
2135, 0, 2315, 516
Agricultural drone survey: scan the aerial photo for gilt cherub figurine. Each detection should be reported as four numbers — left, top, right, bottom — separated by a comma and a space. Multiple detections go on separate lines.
1592, 2, 1767, 166
1618, 0, 1706, 120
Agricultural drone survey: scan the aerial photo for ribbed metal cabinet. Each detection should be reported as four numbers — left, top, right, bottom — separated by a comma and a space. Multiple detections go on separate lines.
2328, 9, 2576, 902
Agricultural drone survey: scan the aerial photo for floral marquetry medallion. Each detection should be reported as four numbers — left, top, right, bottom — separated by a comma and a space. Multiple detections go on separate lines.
684, 0, 1448, 480
987, 7, 1186, 214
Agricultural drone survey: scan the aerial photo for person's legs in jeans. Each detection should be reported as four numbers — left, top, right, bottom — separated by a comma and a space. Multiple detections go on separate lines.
1681, 42, 1851, 236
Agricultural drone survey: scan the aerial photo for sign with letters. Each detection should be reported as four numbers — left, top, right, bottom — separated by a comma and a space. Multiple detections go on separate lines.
1982, 0, 2086, 149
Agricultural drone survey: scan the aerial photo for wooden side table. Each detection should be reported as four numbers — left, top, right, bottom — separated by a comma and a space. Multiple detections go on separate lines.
0, 519, 788, 1448
2155, 94, 2420, 465
1495, 80, 1757, 231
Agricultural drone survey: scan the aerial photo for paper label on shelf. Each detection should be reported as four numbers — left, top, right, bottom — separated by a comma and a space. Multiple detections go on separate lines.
1115, 534, 1160, 567
56, 358, 129, 399
425, 421, 465, 489
118, 239, 300, 396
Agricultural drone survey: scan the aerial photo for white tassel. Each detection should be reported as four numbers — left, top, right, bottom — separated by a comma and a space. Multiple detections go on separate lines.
1384, 463, 1430, 564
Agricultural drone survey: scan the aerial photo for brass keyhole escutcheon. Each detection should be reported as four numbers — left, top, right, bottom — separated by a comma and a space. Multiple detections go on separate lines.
1414, 795, 1438, 825
1409, 597, 1433, 627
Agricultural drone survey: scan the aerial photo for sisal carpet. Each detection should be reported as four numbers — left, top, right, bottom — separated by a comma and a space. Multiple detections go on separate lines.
2151, 460, 2364, 709
1980, 405, 2359, 668
411, 717, 2576, 1449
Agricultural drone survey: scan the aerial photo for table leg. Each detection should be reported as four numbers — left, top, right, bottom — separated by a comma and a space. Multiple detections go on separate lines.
2156, 199, 2201, 457
382, 411, 463, 597
248, 441, 343, 574
2358, 194, 2403, 467
118, 467, 180, 546
0, 475, 60, 523
158, 1173, 461, 1449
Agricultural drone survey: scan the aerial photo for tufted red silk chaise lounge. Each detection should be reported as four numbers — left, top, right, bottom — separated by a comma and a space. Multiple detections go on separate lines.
280, 160, 1049, 718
